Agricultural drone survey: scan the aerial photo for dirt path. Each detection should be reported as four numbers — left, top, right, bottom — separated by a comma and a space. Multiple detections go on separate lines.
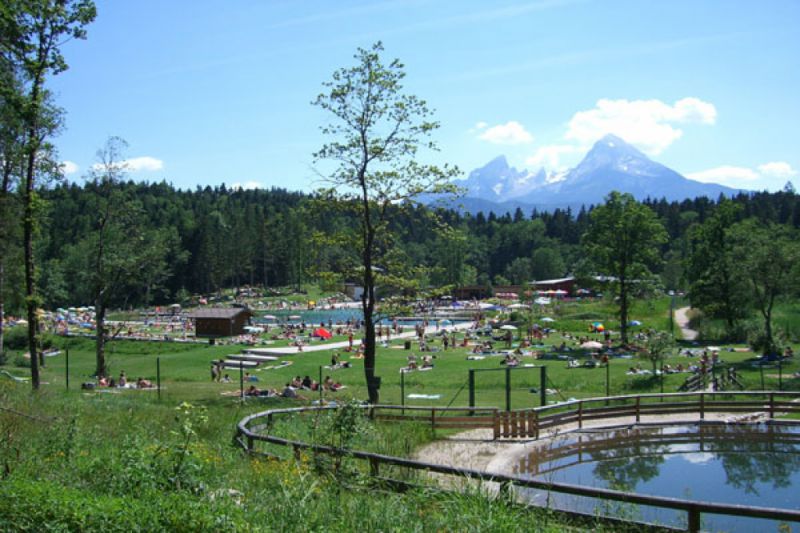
674, 306, 698, 341
248, 320, 475, 355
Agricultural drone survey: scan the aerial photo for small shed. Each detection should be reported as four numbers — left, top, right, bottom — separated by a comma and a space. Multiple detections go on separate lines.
189, 308, 252, 338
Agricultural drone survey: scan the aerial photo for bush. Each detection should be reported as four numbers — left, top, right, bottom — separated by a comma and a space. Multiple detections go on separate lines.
0, 350, 7, 366
4, 327, 28, 350
13, 354, 30, 368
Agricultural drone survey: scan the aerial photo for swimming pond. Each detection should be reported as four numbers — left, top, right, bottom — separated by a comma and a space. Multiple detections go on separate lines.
515, 423, 800, 531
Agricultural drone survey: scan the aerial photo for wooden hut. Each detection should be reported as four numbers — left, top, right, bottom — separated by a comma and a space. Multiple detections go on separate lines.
189, 308, 252, 338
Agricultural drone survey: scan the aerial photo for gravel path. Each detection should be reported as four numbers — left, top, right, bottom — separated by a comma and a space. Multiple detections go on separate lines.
249, 320, 475, 355
674, 306, 698, 341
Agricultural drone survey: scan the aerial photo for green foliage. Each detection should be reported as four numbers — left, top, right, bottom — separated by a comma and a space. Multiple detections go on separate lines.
730, 219, 800, 354
583, 192, 668, 342
4, 326, 28, 350
312, 41, 459, 401
686, 200, 749, 336
641, 329, 675, 373
0, 478, 247, 532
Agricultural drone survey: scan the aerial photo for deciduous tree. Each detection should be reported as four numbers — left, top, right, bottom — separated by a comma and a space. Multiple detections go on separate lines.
313, 42, 458, 403
730, 220, 800, 355
583, 192, 667, 344
1, 0, 95, 388
686, 200, 748, 336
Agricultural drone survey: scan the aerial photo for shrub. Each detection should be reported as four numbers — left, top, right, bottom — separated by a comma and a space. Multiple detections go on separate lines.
13, 354, 30, 368
4, 327, 27, 350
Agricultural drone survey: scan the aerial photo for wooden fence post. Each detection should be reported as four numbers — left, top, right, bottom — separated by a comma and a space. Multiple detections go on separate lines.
770, 393, 775, 419
688, 506, 701, 533
700, 393, 705, 420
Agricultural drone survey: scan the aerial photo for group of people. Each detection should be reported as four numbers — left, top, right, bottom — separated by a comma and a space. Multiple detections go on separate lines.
210, 361, 232, 382
245, 374, 343, 398
97, 370, 153, 389
405, 353, 434, 371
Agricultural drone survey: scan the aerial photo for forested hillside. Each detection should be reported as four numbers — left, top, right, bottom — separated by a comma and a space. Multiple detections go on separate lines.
3, 180, 800, 312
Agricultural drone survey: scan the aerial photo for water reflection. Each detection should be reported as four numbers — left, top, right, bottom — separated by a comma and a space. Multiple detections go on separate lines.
514, 423, 800, 520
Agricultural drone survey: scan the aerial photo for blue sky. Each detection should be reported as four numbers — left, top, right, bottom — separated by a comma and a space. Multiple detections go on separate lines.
51, 0, 799, 192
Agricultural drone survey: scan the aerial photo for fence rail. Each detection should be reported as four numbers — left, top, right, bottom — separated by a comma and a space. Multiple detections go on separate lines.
236, 392, 800, 533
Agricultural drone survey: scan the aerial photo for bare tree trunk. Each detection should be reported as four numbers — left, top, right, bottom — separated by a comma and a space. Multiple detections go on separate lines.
95, 299, 107, 377
619, 275, 628, 345
0, 261, 4, 355
24, 146, 39, 389
360, 167, 379, 404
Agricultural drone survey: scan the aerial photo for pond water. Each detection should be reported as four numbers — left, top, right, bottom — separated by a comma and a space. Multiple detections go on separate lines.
515, 423, 800, 532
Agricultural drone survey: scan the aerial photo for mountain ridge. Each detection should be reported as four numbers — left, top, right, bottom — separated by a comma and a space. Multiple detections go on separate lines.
443, 134, 741, 214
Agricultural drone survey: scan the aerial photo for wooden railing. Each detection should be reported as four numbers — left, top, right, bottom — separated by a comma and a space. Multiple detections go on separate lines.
236, 393, 800, 532
496, 390, 800, 438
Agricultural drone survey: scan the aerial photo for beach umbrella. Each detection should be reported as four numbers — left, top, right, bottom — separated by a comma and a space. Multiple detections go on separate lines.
499, 324, 518, 330
581, 340, 604, 349
314, 327, 332, 339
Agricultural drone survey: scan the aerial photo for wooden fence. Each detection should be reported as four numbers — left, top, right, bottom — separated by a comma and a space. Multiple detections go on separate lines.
495, 390, 800, 438
236, 392, 800, 533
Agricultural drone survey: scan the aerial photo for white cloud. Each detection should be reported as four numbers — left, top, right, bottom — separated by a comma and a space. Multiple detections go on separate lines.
565, 97, 717, 155
60, 160, 79, 175
467, 121, 489, 134
91, 156, 164, 173
124, 156, 164, 172
525, 144, 581, 170
682, 452, 714, 465
478, 121, 534, 145
688, 161, 798, 190
231, 181, 263, 190
687, 165, 759, 184
757, 161, 797, 179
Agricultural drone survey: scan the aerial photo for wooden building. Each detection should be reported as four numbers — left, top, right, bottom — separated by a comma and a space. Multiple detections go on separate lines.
532, 277, 576, 294
189, 308, 252, 338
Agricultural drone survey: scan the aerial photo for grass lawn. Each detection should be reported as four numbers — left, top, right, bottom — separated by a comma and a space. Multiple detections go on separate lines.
4, 295, 797, 412
2, 294, 798, 532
